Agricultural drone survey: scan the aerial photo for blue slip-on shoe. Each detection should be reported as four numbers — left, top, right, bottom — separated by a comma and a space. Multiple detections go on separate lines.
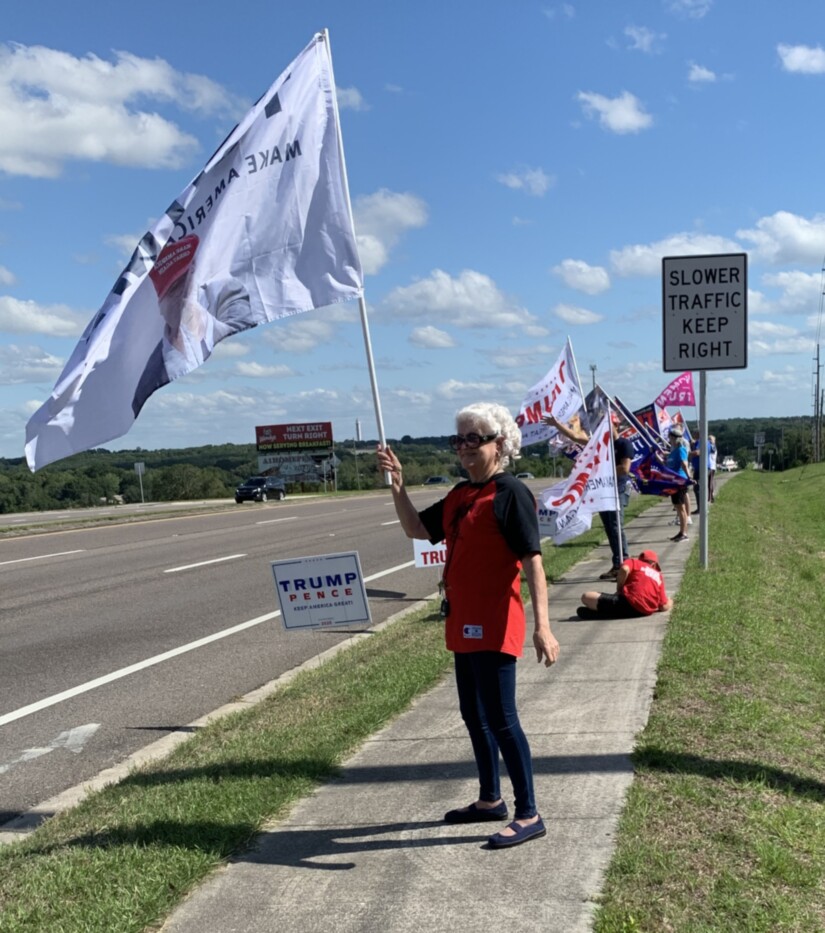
444, 801, 508, 824
487, 817, 546, 848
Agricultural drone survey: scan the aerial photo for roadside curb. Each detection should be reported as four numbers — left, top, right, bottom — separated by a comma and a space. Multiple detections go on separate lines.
0, 592, 439, 846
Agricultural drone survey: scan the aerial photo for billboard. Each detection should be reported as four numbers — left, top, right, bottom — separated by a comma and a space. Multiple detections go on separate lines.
255, 422, 333, 451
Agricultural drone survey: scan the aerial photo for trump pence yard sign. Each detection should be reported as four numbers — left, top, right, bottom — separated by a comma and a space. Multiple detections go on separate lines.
271, 551, 371, 630
662, 252, 747, 372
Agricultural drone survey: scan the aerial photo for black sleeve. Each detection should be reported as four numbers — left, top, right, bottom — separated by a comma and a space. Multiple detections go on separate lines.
615, 437, 634, 462
418, 498, 446, 544
493, 475, 541, 557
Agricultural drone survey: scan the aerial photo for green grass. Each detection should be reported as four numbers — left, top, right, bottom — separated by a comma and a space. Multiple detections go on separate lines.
594, 464, 825, 933
0, 494, 656, 932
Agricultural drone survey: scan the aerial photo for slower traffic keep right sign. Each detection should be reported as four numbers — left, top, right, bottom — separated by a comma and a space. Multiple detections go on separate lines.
662, 252, 747, 372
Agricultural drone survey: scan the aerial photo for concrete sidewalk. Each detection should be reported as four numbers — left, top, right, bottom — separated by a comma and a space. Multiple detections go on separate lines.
161, 500, 693, 933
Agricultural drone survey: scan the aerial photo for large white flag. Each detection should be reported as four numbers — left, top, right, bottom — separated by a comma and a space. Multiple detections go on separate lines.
25, 33, 362, 471
515, 337, 584, 448
537, 414, 616, 544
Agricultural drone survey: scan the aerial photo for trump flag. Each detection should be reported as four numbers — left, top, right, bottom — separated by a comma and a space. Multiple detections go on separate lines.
25, 33, 363, 471
515, 337, 584, 448
537, 413, 616, 544
654, 371, 695, 408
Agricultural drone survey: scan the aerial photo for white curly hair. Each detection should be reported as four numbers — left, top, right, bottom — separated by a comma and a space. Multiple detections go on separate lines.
454, 402, 522, 469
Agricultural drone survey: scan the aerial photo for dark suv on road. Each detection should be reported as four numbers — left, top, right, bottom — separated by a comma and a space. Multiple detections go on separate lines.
234, 476, 287, 503
422, 475, 453, 486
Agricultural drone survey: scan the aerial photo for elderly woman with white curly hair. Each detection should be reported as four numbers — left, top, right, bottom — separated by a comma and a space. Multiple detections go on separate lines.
377, 401, 559, 849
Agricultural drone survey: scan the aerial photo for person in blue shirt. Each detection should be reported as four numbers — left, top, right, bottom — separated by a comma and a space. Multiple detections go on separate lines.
666, 425, 691, 541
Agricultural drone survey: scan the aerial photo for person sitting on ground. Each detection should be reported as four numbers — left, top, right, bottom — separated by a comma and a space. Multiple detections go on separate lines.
577, 550, 673, 620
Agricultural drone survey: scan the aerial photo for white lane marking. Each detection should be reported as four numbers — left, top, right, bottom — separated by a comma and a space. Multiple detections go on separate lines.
0, 560, 417, 727
380, 520, 401, 526
0, 723, 100, 775
255, 517, 298, 526
164, 554, 246, 574
363, 560, 415, 582
0, 549, 85, 567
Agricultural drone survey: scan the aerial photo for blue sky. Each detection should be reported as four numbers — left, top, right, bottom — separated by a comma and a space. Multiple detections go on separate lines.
2, 0, 824, 462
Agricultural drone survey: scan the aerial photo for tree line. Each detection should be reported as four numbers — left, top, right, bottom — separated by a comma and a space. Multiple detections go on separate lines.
0, 415, 814, 514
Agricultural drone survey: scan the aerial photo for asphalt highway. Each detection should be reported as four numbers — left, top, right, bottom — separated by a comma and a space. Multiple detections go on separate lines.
0, 491, 450, 823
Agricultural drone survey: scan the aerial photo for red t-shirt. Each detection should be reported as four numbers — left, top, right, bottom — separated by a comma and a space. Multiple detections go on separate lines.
418, 473, 541, 656
620, 557, 668, 615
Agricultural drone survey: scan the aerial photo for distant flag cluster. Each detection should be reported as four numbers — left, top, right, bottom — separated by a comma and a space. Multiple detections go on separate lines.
516, 342, 696, 545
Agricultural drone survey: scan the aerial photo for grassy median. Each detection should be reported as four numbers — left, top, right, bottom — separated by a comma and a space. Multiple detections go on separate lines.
595, 464, 825, 932
10, 476, 822, 932
0, 495, 653, 932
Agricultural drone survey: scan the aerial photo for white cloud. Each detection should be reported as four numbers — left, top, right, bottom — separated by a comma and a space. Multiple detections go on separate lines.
233, 362, 295, 378
435, 378, 498, 400
496, 167, 554, 197
610, 232, 741, 277
553, 303, 604, 325
759, 270, 822, 313
625, 26, 665, 54
105, 232, 147, 258
353, 188, 428, 275
688, 62, 716, 83
337, 86, 369, 110
0, 265, 17, 286
382, 268, 545, 332
409, 326, 455, 349
762, 367, 804, 386
0, 344, 65, 384
483, 345, 556, 371
389, 387, 430, 406
265, 318, 338, 354
543, 4, 575, 21
0, 43, 242, 178
0, 295, 87, 336
576, 90, 652, 134
552, 259, 610, 294
751, 337, 814, 358
749, 320, 800, 339
777, 43, 825, 74
737, 211, 825, 265
668, 0, 713, 19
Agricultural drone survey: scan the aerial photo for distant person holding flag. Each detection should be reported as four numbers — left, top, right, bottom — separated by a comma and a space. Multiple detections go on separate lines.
544, 411, 634, 580
665, 424, 691, 541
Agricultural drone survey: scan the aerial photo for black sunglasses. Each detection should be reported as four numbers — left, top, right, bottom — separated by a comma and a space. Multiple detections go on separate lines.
448, 432, 498, 451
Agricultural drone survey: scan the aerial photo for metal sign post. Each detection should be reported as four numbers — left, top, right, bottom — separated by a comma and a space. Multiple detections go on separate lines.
662, 252, 748, 569
134, 461, 145, 504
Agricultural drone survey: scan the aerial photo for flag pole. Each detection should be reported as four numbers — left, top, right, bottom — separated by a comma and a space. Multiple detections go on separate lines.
566, 335, 586, 404
607, 399, 624, 564
322, 29, 388, 452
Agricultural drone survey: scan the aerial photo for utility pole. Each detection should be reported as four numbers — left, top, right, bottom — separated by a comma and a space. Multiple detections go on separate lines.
354, 418, 362, 490
811, 343, 822, 463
